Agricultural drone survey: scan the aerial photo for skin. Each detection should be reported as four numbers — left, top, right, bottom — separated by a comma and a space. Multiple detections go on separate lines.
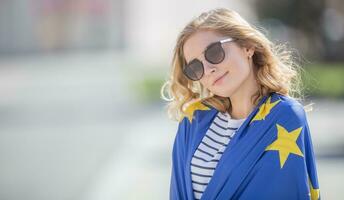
183, 30, 259, 119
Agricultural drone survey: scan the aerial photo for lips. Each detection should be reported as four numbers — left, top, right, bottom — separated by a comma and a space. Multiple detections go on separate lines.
213, 72, 229, 85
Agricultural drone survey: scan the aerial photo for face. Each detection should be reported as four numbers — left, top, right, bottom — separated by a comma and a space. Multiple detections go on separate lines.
183, 30, 255, 98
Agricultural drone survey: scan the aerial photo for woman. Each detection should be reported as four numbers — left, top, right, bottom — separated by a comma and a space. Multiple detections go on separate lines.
161, 8, 320, 200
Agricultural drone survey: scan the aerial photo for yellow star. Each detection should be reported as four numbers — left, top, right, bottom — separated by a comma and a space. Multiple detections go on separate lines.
265, 124, 304, 168
309, 177, 320, 200
250, 96, 281, 124
179, 100, 210, 123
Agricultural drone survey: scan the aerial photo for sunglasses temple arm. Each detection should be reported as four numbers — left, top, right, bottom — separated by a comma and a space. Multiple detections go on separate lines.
220, 38, 234, 44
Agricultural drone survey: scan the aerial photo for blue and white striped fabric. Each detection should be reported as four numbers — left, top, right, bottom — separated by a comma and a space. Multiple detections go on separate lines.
191, 111, 246, 200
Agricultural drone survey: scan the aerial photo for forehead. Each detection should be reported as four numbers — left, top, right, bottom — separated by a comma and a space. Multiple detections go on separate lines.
183, 30, 226, 63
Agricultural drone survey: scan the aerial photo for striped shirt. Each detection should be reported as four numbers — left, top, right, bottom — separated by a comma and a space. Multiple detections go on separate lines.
191, 111, 246, 200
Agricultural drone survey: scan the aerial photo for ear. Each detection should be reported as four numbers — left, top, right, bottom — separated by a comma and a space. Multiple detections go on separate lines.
245, 46, 255, 58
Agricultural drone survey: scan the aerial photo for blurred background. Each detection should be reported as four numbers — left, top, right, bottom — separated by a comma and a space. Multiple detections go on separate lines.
0, 0, 343, 199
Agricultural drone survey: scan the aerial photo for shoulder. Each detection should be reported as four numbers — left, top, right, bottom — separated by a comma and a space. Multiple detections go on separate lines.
272, 92, 307, 125
175, 99, 217, 138
179, 99, 217, 124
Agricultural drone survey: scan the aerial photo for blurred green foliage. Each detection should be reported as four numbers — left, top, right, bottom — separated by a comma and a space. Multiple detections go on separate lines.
303, 63, 344, 98
132, 63, 344, 104
132, 74, 165, 103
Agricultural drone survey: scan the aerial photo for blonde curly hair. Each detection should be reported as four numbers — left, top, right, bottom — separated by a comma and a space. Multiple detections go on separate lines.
161, 8, 305, 121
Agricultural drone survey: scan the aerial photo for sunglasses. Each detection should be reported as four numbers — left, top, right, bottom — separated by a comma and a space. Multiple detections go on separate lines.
183, 38, 235, 81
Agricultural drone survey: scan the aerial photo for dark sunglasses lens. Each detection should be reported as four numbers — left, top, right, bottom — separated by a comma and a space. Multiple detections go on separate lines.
183, 59, 204, 81
205, 42, 225, 64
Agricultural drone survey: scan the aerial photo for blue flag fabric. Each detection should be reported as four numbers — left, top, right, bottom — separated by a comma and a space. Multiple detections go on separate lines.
169, 92, 320, 200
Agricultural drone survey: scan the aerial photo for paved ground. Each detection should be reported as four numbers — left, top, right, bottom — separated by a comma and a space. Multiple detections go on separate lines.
0, 53, 343, 200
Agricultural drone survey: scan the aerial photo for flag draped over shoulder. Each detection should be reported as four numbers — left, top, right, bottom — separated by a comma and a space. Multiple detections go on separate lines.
169, 92, 320, 200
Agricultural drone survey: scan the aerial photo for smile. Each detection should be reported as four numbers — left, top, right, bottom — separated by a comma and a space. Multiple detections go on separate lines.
213, 72, 229, 85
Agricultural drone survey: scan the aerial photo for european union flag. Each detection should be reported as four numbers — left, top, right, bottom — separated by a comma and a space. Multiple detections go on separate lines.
169, 92, 320, 200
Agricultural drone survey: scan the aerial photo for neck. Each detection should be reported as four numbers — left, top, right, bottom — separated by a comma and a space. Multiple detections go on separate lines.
228, 69, 259, 120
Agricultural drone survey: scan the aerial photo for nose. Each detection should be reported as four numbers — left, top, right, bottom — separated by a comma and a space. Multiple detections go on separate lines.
202, 59, 217, 76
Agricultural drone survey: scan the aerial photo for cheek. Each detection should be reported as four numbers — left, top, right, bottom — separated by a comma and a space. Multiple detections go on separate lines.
234, 60, 249, 75
228, 54, 250, 76
220, 57, 251, 88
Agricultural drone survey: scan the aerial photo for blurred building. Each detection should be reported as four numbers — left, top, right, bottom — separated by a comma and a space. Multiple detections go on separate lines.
0, 0, 255, 63
1, 0, 343, 63
0, 0, 125, 54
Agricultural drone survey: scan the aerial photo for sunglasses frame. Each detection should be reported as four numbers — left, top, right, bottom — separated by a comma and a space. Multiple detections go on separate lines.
183, 37, 234, 81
